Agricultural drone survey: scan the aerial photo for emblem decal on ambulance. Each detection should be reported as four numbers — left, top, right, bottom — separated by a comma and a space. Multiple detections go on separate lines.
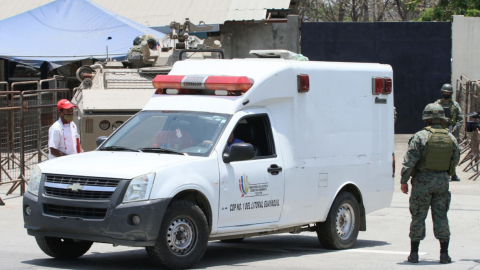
238, 174, 249, 197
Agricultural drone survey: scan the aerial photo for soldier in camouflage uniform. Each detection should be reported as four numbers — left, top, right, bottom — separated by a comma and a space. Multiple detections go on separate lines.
400, 103, 460, 264
435, 83, 463, 181
126, 34, 158, 68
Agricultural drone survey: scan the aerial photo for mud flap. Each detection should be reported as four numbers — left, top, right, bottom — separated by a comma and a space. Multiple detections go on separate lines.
359, 201, 366, 231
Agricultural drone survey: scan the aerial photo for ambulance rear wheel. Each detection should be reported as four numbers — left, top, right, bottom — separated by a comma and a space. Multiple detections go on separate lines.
316, 192, 360, 249
146, 200, 209, 269
35, 236, 93, 259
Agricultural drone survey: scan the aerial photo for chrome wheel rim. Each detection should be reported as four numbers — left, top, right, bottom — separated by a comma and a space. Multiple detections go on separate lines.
336, 203, 355, 240
166, 217, 196, 255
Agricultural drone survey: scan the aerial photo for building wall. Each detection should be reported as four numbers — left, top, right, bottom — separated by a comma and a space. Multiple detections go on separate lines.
301, 22, 451, 134
219, 15, 300, 59
452, 15, 480, 86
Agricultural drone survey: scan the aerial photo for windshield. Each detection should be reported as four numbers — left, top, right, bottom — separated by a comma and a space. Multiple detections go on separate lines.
101, 111, 230, 156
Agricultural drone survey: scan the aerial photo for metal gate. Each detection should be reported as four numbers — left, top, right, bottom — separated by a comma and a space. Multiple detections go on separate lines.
301, 22, 452, 134
0, 77, 70, 204
456, 76, 480, 180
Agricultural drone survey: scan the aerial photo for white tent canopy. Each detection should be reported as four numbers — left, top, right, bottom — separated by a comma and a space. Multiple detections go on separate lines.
0, 0, 165, 70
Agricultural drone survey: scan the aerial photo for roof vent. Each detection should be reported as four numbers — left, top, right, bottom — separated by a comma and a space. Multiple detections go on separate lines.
249, 50, 309, 61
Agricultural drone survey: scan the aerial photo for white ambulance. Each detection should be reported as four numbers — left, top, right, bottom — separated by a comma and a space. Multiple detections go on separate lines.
23, 53, 395, 269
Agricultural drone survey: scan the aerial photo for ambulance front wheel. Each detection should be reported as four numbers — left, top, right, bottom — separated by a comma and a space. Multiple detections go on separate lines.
35, 236, 93, 259
316, 192, 360, 249
146, 200, 209, 269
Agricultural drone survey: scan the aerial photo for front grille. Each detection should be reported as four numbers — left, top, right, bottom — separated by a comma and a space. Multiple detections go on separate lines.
45, 187, 113, 199
44, 204, 107, 219
44, 174, 122, 200
45, 175, 121, 187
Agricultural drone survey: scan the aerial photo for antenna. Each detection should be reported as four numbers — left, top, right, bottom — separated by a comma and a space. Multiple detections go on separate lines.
106, 46, 109, 61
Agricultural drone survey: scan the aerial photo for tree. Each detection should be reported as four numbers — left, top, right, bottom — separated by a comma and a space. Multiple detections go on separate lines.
297, 0, 416, 22
417, 0, 480, 21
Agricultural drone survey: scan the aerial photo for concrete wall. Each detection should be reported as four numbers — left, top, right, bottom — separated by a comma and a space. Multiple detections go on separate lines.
219, 15, 300, 59
452, 15, 480, 86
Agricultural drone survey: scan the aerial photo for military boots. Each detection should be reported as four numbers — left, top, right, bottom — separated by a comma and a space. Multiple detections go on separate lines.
440, 240, 451, 264
440, 252, 452, 264
451, 174, 460, 181
408, 241, 420, 263
408, 252, 419, 263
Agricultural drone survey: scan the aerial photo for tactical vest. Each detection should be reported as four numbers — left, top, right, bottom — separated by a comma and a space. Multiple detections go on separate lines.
130, 45, 142, 53
127, 45, 146, 68
436, 99, 457, 127
418, 127, 454, 171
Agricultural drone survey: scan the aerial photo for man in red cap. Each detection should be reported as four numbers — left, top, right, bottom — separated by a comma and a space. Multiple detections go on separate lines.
48, 99, 82, 159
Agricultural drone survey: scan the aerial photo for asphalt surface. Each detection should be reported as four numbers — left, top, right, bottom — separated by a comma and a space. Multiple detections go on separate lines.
1, 134, 479, 270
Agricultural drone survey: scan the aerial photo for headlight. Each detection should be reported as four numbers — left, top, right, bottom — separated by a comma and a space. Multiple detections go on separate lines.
27, 166, 42, 196
123, 173, 155, 203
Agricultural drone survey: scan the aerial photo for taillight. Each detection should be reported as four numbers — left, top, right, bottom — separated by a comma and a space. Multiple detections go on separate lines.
372, 77, 393, 95
297, 74, 310, 92
152, 75, 253, 95
372, 77, 384, 95
384, 78, 392, 94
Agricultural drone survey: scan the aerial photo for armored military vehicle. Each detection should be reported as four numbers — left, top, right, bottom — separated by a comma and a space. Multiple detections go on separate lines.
72, 19, 223, 151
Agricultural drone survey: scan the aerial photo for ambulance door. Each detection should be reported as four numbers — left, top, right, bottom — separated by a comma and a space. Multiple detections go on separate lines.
217, 112, 284, 227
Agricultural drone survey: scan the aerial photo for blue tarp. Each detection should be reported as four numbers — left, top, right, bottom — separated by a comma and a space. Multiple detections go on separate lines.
0, 0, 165, 70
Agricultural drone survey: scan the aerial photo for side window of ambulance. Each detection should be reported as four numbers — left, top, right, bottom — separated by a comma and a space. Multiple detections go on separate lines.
230, 114, 276, 159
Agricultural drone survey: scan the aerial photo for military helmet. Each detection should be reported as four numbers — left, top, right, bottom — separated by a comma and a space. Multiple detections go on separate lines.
133, 35, 142, 45
422, 103, 445, 120
441, 83, 453, 93
142, 34, 157, 46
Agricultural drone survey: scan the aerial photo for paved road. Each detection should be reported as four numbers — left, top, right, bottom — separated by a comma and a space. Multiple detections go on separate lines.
1, 135, 479, 269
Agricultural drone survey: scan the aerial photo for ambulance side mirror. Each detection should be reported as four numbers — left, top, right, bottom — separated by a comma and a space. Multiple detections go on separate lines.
223, 143, 255, 163
96, 136, 108, 148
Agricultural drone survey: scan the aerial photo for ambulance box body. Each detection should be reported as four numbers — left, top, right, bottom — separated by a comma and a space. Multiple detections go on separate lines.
24, 58, 394, 269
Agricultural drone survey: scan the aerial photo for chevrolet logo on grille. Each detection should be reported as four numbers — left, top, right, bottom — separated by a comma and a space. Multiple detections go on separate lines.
68, 183, 84, 192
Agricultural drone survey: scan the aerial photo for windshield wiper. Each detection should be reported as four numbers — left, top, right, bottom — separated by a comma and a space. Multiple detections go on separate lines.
138, 147, 186, 156
100, 146, 141, 152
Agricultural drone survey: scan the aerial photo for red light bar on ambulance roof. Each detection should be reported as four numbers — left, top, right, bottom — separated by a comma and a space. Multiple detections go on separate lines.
372, 77, 393, 95
152, 75, 253, 95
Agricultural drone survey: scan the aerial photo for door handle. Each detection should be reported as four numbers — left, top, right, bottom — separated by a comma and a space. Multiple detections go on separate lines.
267, 164, 282, 175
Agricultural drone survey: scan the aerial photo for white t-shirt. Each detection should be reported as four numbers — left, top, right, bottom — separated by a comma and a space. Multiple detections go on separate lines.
48, 118, 80, 159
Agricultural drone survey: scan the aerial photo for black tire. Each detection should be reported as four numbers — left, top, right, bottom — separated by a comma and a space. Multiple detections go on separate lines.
146, 200, 209, 269
35, 236, 93, 259
220, 237, 245, 243
316, 192, 360, 249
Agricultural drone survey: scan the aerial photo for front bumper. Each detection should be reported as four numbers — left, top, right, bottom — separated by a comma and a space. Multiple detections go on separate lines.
23, 178, 171, 247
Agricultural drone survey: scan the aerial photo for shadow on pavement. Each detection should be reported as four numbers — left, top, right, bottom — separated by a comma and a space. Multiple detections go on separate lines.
397, 260, 453, 266
21, 234, 389, 270
1, 195, 22, 201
